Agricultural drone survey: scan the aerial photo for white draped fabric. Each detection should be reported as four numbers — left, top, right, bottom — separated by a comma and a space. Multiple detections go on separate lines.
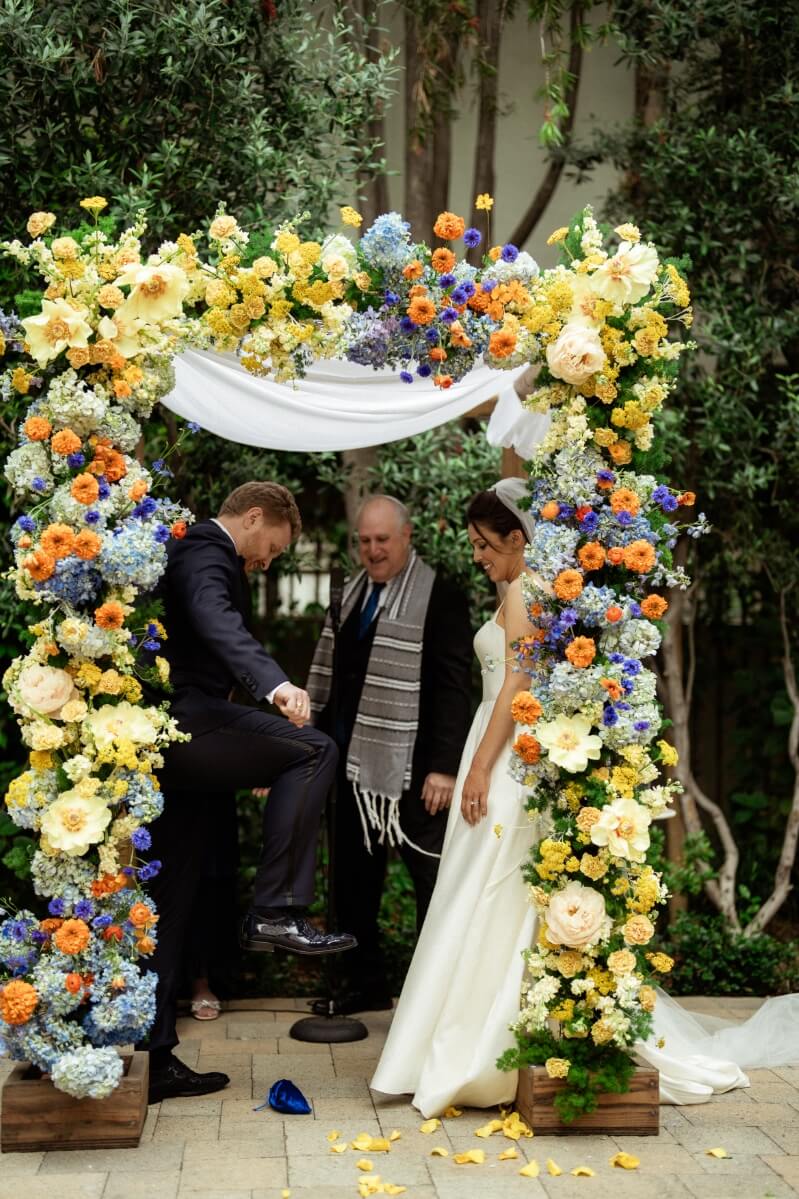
163, 349, 536, 453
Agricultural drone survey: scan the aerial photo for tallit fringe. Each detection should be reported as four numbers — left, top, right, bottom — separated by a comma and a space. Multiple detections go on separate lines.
350, 778, 441, 859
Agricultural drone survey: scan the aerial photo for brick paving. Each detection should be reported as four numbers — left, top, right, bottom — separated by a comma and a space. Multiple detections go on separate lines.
1, 997, 797, 1199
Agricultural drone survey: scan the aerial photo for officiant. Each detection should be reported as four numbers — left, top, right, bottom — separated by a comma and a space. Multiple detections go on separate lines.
307, 495, 472, 1015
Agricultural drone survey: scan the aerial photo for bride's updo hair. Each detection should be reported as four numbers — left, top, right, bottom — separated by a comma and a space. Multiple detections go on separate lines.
466, 489, 525, 544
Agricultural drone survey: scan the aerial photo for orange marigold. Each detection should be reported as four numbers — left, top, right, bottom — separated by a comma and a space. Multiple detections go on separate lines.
433, 374, 453, 389
607, 547, 625, 566
95, 600, 126, 630
113, 379, 132, 400
23, 416, 52, 442
38, 917, 64, 936
540, 501, 559, 520
73, 529, 102, 560
129, 480, 148, 502
402, 260, 424, 280
65, 973, 83, 994
468, 288, 490, 313
50, 428, 82, 456
608, 440, 633, 465
171, 520, 188, 539
407, 297, 436, 325
513, 733, 541, 765
565, 636, 596, 668
137, 935, 156, 955
622, 539, 657, 573
433, 211, 466, 241
678, 491, 696, 506
408, 284, 428, 299
71, 473, 100, 505
40, 523, 76, 560
605, 605, 623, 623
640, 594, 669, 619
53, 918, 91, 955
431, 247, 456, 273
429, 347, 448, 362
0, 979, 38, 1026
578, 542, 605, 571
89, 443, 127, 482
600, 677, 623, 701
23, 549, 56, 582
449, 322, 472, 349
511, 692, 543, 725
488, 328, 517, 359
553, 569, 584, 601
128, 902, 157, 929
610, 487, 640, 516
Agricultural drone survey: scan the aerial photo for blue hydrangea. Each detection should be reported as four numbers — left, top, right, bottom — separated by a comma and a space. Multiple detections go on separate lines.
98, 519, 168, 591
120, 771, 164, 823
526, 523, 581, 580
36, 556, 103, 607
359, 213, 413, 271
50, 1045, 125, 1099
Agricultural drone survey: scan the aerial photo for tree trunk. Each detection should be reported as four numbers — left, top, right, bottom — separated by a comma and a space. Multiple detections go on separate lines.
468, 0, 506, 260
744, 587, 799, 934
507, 3, 582, 249
404, 10, 437, 238
342, 446, 379, 534
357, 0, 389, 226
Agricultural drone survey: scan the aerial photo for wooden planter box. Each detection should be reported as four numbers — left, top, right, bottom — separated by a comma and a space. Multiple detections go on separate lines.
516, 1066, 659, 1135
1, 1051, 148, 1153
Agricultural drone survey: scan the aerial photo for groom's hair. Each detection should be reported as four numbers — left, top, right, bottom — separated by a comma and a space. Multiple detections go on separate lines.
218, 481, 301, 538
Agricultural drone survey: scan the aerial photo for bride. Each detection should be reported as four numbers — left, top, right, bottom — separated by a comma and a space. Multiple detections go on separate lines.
372, 479, 799, 1117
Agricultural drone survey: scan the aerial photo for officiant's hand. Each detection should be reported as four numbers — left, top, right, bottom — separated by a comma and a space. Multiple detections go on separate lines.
461, 762, 489, 825
274, 683, 311, 727
422, 772, 456, 815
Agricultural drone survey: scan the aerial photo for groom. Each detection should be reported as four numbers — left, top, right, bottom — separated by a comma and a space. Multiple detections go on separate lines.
140, 481, 355, 1103
307, 495, 473, 1014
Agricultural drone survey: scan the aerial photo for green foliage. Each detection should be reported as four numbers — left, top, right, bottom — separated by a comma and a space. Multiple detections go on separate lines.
498, 1028, 637, 1123
0, 0, 398, 244
660, 911, 799, 997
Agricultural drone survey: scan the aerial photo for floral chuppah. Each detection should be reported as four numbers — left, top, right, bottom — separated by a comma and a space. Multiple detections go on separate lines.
0, 197, 696, 1106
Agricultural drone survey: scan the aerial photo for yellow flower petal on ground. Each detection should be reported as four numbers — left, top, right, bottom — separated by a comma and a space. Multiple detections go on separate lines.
356, 1159, 374, 1171
498, 1147, 519, 1160
430, 1147, 449, 1157
329, 1142, 348, 1154
443, 1105, 463, 1118
547, 1158, 563, 1176
326, 1130, 341, 1142
493, 823, 503, 838
502, 1112, 533, 1140
611, 1152, 640, 1169
281, 1192, 290, 1198
453, 1149, 486, 1165
384, 1186, 407, 1195
474, 1118, 504, 1137
388, 1129, 402, 1142
419, 1118, 440, 1134
572, 1166, 596, 1176
351, 1132, 391, 1152
358, 1176, 383, 1197
519, 1160, 540, 1177
706, 1147, 729, 1159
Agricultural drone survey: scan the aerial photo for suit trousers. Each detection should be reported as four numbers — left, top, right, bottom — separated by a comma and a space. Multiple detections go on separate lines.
139, 707, 337, 1055
332, 764, 446, 996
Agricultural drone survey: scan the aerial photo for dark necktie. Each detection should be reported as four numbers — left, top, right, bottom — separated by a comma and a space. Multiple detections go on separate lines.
358, 582, 385, 639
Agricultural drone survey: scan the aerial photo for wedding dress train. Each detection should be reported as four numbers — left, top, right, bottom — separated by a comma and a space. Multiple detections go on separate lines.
371, 614, 799, 1116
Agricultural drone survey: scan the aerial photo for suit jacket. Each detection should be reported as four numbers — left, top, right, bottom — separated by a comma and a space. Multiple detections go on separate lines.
318, 573, 473, 791
157, 520, 289, 735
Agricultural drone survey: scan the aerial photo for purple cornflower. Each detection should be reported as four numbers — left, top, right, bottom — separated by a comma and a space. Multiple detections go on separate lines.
440, 307, 458, 324
417, 363, 432, 378
661, 494, 679, 512
482, 278, 498, 292
602, 704, 619, 727
92, 914, 113, 929
48, 898, 66, 917
143, 637, 161, 650
425, 328, 440, 344
450, 286, 468, 305
439, 273, 456, 288
138, 860, 162, 881
16, 515, 35, 532
597, 469, 616, 486
460, 280, 476, 298
634, 720, 650, 731
74, 899, 95, 920
560, 608, 579, 627
32, 476, 46, 492
187, 421, 201, 433
131, 828, 152, 851
463, 227, 481, 248
629, 601, 642, 618
580, 511, 599, 533
153, 524, 171, 544
399, 316, 416, 334
384, 290, 400, 306
134, 497, 158, 519
617, 511, 633, 527
557, 503, 575, 519
399, 370, 413, 384
501, 243, 519, 263
97, 477, 111, 500
85, 510, 100, 524
67, 452, 85, 469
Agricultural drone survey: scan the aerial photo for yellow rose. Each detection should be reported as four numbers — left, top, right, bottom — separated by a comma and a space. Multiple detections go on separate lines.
252, 256, 278, 279
209, 214, 239, 240
51, 237, 80, 260
27, 211, 57, 238
545, 1058, 570, 1079
623, 914, 655, 946
607, 949, 636, 975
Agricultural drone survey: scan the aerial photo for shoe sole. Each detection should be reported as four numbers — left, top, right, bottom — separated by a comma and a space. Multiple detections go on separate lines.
240, 937, 355, 956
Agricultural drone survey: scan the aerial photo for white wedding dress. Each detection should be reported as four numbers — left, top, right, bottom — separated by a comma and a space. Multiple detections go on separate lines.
371, 614, 799, 1116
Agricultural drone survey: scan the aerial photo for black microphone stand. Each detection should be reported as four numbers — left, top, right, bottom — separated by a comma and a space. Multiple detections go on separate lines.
290, 562, 367, 1044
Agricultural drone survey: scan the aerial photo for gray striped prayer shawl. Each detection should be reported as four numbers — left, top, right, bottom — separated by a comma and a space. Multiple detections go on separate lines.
307, 551, 436, 851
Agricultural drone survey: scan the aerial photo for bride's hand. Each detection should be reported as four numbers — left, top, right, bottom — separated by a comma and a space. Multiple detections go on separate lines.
461, 763, 489, 825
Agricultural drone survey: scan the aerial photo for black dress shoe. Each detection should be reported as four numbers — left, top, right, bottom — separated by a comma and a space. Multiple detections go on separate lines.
148, 1054, 229, 1104
310, 992, 393, 1016
240, 911, 358, 956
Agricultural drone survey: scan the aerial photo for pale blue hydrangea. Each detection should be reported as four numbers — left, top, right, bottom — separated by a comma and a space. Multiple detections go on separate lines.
42, 371, 108, 436
600, 702, 662, 750
483, 249, 539, 284
3, 767, 58, 830
526, 523, 581, 580
596, 510, 658, 548
120, 770, 164, 823
30, 957, 85, 1018
4, 441, 53, 497
30, 849, 95, 902
6, 1013, 85, 1073
548, 662, 605, 713
82, 963, 157, 1046
97, 409, 143, 454
600, 619, 662, 660
572, 584, 617, 626
51, 1045, 124, 1099
56, 620, 119, 660
98, 520, 168, 591
359, 213, 413, 271
36, 556, 103, 607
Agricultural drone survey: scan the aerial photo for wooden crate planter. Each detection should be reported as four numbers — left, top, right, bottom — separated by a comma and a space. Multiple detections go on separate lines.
1, 1051, 148, 1152
516, 1065, 659, 1135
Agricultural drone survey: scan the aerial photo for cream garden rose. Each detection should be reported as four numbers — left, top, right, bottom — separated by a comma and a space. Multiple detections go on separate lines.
545, 321, 606, 385
40, 789, 112, 856
86, 701, 158, 747
17, 664, 78, 718
546, 880, 610, 949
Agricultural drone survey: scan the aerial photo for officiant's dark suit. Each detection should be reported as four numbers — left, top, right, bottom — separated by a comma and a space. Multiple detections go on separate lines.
139, 482, 352, 1101
308, 496, 473, 1012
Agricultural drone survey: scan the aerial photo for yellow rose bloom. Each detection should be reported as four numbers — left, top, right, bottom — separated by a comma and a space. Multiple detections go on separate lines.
27, 211, 57, 238
545, 1057, 570, 1079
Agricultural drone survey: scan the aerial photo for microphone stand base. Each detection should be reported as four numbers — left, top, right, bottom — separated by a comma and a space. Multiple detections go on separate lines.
289, 1013, 368, 1043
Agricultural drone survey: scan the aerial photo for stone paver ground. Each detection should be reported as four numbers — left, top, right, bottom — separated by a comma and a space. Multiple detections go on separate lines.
1, 996, 797, 1199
